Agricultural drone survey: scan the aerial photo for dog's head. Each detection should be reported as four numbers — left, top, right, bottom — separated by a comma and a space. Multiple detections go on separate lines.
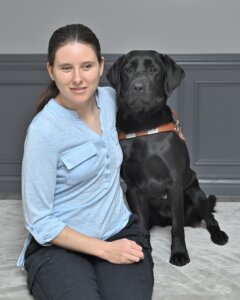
106, 50, 185, 113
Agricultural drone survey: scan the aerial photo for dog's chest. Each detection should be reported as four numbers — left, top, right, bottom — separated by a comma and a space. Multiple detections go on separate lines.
119, 132, 180, 160
119, 132, 189, 191
120, 135, 172, 183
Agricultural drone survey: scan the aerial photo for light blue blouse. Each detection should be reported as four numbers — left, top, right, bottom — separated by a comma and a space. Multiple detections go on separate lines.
17, 86, 130, 268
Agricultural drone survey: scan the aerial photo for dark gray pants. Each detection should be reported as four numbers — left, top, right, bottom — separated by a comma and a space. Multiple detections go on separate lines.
25, 214, 154, 300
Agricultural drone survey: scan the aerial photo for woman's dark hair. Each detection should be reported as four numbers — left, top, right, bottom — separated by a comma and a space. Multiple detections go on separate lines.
37, 24, 102, 113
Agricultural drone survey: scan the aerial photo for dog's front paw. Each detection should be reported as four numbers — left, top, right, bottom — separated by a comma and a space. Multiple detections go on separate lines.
169, 251, 190, 267
209, 226, 229, 245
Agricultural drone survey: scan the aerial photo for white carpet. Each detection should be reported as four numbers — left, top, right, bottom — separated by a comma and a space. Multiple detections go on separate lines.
0, 200, 239, 300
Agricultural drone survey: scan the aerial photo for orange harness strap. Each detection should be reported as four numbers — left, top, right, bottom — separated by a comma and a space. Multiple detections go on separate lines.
118, 111, 185, 141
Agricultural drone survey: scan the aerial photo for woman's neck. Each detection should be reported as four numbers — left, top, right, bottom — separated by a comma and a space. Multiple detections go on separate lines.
77, 98, 102, 135
76, 97, 98, 120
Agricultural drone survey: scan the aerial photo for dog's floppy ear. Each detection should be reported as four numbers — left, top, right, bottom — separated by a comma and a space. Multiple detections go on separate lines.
160, 54, 185, 96
106, 54, 125, 96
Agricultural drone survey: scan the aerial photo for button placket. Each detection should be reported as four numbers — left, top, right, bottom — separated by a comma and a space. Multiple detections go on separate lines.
103, 140, 111, 183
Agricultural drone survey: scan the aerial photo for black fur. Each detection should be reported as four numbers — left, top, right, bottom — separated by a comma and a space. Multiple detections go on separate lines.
107, 50, 228, 266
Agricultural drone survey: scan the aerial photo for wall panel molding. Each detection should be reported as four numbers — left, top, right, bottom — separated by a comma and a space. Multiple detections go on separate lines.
193, 80, 240, 166
1, 53, 240, 196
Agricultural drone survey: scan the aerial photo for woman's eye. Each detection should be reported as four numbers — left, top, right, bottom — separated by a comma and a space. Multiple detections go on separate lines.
61, 65, 71, 71
82, 64, 92, 70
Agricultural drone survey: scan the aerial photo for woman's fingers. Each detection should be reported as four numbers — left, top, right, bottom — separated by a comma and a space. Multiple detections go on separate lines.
104, 238, 145, 264
128, 240, 144, 260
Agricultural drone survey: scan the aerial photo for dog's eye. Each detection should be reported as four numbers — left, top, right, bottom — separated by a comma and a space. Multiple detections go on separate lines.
149, 66, 157, 73
126, 66, 134, 74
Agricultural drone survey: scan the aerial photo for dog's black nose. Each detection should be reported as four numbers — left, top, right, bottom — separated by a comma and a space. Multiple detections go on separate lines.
134, 83, 144, 93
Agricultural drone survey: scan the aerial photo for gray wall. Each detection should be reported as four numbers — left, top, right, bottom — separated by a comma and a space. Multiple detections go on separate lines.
0, 0, 240, 54
0, 54, 240, 197
0, 1, 240, 197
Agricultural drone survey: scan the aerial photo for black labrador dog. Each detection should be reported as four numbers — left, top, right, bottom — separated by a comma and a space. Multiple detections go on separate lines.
106, 50, 228, 266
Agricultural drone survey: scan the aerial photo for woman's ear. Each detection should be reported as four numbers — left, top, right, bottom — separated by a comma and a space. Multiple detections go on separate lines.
100, 56, 105, 77
47, 62, 54, 81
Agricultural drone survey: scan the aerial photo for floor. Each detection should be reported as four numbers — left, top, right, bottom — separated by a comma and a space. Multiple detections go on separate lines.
0, 199, 239, 300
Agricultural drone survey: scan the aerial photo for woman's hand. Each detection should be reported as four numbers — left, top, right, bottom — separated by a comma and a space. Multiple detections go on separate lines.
103, 238, 144, 264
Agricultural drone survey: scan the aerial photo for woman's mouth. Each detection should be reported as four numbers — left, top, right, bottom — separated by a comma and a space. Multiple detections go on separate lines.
70, 87, 87, 94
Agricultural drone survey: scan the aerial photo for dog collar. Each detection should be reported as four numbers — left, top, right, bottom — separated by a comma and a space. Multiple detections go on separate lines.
118, 111, 185, 141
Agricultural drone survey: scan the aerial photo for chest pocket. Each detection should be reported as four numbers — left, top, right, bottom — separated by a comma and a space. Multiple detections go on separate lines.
61, 142, 98, 185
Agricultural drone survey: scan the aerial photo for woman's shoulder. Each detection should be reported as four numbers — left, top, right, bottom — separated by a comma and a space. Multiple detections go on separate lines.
98, 86, 116, 99
29, 106, 55, 133
26, 101, 60, 143
97, 86, 117, 112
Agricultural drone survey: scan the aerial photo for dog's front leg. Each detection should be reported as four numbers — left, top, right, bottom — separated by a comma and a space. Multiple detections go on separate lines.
169, 184, 190, 266
125, 187, 150, 236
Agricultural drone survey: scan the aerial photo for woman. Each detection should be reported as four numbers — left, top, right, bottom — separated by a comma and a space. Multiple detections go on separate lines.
17, 24, 154, 300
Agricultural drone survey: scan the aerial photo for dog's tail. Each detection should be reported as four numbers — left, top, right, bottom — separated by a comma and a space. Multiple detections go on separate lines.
208, 194, 217, 212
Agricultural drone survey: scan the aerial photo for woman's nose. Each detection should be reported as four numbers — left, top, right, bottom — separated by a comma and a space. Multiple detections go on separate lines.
72, 69, 82, 84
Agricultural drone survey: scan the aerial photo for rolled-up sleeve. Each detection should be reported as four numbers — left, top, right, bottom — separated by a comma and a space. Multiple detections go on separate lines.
22, 125, 66, 245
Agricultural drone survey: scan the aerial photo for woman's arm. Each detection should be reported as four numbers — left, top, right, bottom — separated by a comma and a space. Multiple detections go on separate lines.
52, 226, 144, 264
22, 126, 66, 244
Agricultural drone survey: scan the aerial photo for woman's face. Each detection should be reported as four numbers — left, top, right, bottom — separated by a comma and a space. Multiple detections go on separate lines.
47, 42, 104, 110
